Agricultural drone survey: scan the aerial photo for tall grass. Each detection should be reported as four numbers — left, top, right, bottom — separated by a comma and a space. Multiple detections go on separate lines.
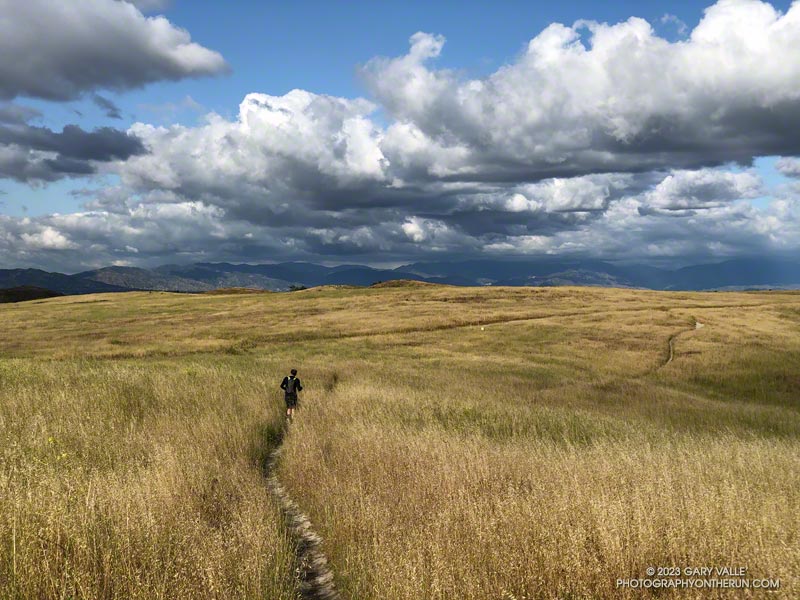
1, 286, 798, 598
0, 358, 299, 599
282, 373, 799, 599
276, 289, 800, 599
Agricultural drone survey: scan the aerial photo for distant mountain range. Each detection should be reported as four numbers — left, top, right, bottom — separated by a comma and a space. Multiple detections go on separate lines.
2, 258, 800, 296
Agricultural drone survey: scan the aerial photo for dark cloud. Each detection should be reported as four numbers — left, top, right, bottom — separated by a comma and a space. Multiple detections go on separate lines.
92, 94, 123, 120
0, 124, 147, 183
0, 148, 70, 183
2, 183, 798, 272
0, 124, 145, 162
42, 157, 98, 176
0, 0, 227, 101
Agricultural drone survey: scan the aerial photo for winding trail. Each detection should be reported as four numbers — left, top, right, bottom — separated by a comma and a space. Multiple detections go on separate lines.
663, 320, 704, 367
265, 431, 341, 600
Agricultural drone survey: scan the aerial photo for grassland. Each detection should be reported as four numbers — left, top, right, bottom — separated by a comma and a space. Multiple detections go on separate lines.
1, 285, 798, 598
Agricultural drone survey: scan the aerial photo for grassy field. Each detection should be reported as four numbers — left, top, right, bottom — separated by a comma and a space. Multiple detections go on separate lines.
1, 284, 798, 598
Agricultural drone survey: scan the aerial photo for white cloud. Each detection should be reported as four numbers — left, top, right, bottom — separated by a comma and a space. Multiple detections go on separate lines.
119, 90, 388, 218
20, 226, 76, 250
518, 175, 632, 212
362, 1, 800, 179
401, 217, 456, 245
660, 14, 689, 36
776, 157, 800, 178
643, 169, 761, 212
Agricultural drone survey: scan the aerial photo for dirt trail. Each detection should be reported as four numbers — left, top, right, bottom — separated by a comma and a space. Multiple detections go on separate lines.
664, 320, 704, 367
265, 432, 341, 600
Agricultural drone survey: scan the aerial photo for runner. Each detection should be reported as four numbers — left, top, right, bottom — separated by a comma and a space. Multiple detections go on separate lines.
280, 368, 303, 422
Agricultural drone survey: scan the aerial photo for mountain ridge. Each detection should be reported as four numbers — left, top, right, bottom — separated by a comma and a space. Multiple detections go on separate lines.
2, 258, 800, 295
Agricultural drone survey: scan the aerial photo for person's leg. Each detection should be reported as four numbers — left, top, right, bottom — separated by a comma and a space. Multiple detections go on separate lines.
287, 398, 296, 421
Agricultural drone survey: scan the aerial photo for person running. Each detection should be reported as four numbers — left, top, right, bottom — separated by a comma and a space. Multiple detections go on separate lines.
280, 368, 303, 421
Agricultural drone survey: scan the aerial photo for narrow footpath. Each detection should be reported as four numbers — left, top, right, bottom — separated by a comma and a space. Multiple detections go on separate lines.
663, 320, 704, 367
265, 429, 341, 600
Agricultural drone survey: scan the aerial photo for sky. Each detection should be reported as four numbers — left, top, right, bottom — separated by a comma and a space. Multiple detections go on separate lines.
1, 0, 799, 272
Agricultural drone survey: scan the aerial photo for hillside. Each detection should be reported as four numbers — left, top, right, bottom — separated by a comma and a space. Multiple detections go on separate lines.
75, 266, 214, 292
0, 268, 127, 295
0, 285, 63, 303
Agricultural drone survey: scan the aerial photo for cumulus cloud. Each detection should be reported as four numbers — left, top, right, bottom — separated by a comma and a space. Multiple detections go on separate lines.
0, 201, 236, 270
485, 191, 800, 261
641, 169, 761, 213
400, 217, 472, 252
363, 0, 800, 180
20, 226, 77, 250
119, 90, 388, 220
1, 167, 799, 270
0, 0, 227, 101
776, 157, 800, 178
513, 174, 635, 213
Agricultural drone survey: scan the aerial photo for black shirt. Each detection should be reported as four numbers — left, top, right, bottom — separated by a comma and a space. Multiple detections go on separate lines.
280, 375, 303, 396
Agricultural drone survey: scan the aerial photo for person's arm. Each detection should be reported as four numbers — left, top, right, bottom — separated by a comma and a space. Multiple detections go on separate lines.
296, 378, 303, 392
280, 376, 288, 391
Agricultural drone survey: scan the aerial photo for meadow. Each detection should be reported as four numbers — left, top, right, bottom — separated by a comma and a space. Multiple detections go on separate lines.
1, 284, 798, 598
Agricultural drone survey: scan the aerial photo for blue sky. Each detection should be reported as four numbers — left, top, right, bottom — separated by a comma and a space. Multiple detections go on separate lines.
1, 0, 799, 270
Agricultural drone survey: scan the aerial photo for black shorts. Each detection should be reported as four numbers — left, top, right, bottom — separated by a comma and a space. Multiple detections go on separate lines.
285, 395, 298, 408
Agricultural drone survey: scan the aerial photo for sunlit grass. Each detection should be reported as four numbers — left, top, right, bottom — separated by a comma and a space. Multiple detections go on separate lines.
0, 358, 299, 599
1, 285, 798, 598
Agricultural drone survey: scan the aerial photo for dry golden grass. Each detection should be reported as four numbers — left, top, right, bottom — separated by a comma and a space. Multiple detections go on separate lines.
203, 287, 274, 295
0, 358, 300, 599
1, 284, 798, 598
275, 286, 800, 599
